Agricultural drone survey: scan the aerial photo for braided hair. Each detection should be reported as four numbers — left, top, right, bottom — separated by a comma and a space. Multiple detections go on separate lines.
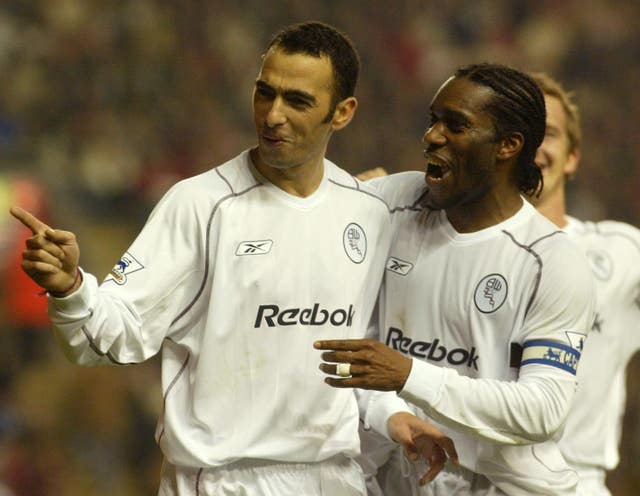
455, 63, 546, 197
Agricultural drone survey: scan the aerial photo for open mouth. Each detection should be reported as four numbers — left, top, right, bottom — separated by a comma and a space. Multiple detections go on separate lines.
427, 162, 444, 178
425, 160, 450, 182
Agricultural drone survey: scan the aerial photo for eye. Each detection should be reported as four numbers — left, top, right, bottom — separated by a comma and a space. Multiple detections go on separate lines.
545, 128, 560, 139
425, 113, 438, 133
255, 84, 275, 100
287, 97, 311, 109
445, 117, 466, 133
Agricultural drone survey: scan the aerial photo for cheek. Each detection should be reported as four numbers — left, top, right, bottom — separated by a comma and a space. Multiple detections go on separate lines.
252, 104, 262, 123
542, 139, 565, 160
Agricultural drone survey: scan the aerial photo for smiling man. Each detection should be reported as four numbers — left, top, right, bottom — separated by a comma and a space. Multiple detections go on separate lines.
529, 72, 640, 496
9, 22, 456, 496
317, 63, 596, 495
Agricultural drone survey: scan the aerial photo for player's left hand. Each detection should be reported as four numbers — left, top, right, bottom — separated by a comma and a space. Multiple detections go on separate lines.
314, 338, 412, 391
387, 412, 459, 485
356, 166, 388, 181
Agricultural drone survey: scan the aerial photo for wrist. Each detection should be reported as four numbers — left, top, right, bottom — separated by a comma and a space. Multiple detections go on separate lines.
397, 355, 413, 391
49, 268, 82, 298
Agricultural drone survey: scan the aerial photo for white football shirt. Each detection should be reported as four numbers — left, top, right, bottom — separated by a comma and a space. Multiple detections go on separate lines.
363, 172, 596, 495
558, 217, 640, 487
48, 150, 393, 469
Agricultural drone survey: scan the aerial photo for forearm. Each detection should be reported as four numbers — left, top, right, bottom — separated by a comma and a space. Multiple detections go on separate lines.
399, 359, 574, 444
49, 270, 160, 366
356, 388, 413, 440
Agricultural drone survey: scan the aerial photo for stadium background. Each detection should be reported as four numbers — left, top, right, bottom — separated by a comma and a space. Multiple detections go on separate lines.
0, 1, 638, 494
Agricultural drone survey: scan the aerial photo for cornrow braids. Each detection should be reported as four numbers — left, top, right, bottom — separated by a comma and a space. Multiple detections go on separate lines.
455, 63, 546, 197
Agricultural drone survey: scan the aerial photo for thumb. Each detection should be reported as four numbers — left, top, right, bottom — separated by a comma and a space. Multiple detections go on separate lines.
402, 440, 419, 462
45, 228, 76, 245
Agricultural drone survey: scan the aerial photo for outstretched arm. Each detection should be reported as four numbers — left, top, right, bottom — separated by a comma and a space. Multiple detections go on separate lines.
10, 206, 81, 297
316, 338, 576, 444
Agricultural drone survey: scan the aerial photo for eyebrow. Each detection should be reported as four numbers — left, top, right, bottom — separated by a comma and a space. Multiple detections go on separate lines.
255, 80, 317, 105
432, 107, 471, 126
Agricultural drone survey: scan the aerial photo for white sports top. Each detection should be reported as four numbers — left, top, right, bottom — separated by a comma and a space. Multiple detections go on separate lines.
365, 172, 596, 495
558, 217, 640, 476
48, 150, 393, 468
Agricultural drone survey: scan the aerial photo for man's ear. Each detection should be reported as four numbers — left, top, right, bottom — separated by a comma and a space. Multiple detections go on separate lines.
564, 148, 580, 180
496, 131, 524, 161
331, 97, 357, 131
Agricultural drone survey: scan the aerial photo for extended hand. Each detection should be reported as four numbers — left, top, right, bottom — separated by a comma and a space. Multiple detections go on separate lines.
387, 412, 458, 485
10, 206, 81, 295
314, 338, 412, 391
356, 166, 388, 181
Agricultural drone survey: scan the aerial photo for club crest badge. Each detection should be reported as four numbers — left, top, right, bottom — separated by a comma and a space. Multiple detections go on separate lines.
474, 274, 508, 313
106, 252, 144, 285
343, 223, 367, 264
585, 249, 612, 281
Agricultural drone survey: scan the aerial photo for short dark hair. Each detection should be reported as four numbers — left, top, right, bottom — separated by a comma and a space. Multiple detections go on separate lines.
266, 21, 360, 109
455, 63, 546, 197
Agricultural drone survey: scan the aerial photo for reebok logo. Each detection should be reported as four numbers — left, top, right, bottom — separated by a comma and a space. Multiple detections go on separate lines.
254, 304, 355, 328
386, 256, 413, 275
386, 327, 479, 370
236, 240, 273, 256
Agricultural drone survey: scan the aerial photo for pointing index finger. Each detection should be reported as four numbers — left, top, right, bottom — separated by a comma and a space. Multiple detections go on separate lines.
9, 206, 51, 235
314, 339, 367, 351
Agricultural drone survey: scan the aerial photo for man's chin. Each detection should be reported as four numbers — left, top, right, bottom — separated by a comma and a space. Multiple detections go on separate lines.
255, 149, 296, 170
420, 197, 445, 211
419, 189, 446, 210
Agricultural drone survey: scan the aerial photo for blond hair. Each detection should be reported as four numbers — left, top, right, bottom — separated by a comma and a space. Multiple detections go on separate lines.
530, 72, 581, 153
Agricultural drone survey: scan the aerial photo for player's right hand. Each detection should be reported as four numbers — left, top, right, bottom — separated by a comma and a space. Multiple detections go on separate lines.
10, 206, 81, 295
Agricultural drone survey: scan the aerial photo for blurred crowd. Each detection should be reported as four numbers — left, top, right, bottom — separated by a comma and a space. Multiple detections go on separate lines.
1, 1, 639, 494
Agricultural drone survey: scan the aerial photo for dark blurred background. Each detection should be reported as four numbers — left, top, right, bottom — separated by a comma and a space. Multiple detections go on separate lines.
0, 1, 638, 494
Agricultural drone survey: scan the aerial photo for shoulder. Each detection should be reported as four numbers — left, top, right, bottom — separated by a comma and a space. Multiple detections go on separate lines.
566, 217, 640, 255
325, 160, 390, 212
364, 171, 427, 212
592, 219, 640, 252
527, 224, 593, 289
527, 217, 584, 262
521, 215, 596, 318
168, 151, 258, 201
502, 203, 567, 251
150, 151, 259, 221
505, 207, 590, 274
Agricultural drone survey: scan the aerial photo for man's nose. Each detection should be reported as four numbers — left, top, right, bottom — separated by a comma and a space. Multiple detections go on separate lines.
265, 98, 287, 127
422, 123, 446, 146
